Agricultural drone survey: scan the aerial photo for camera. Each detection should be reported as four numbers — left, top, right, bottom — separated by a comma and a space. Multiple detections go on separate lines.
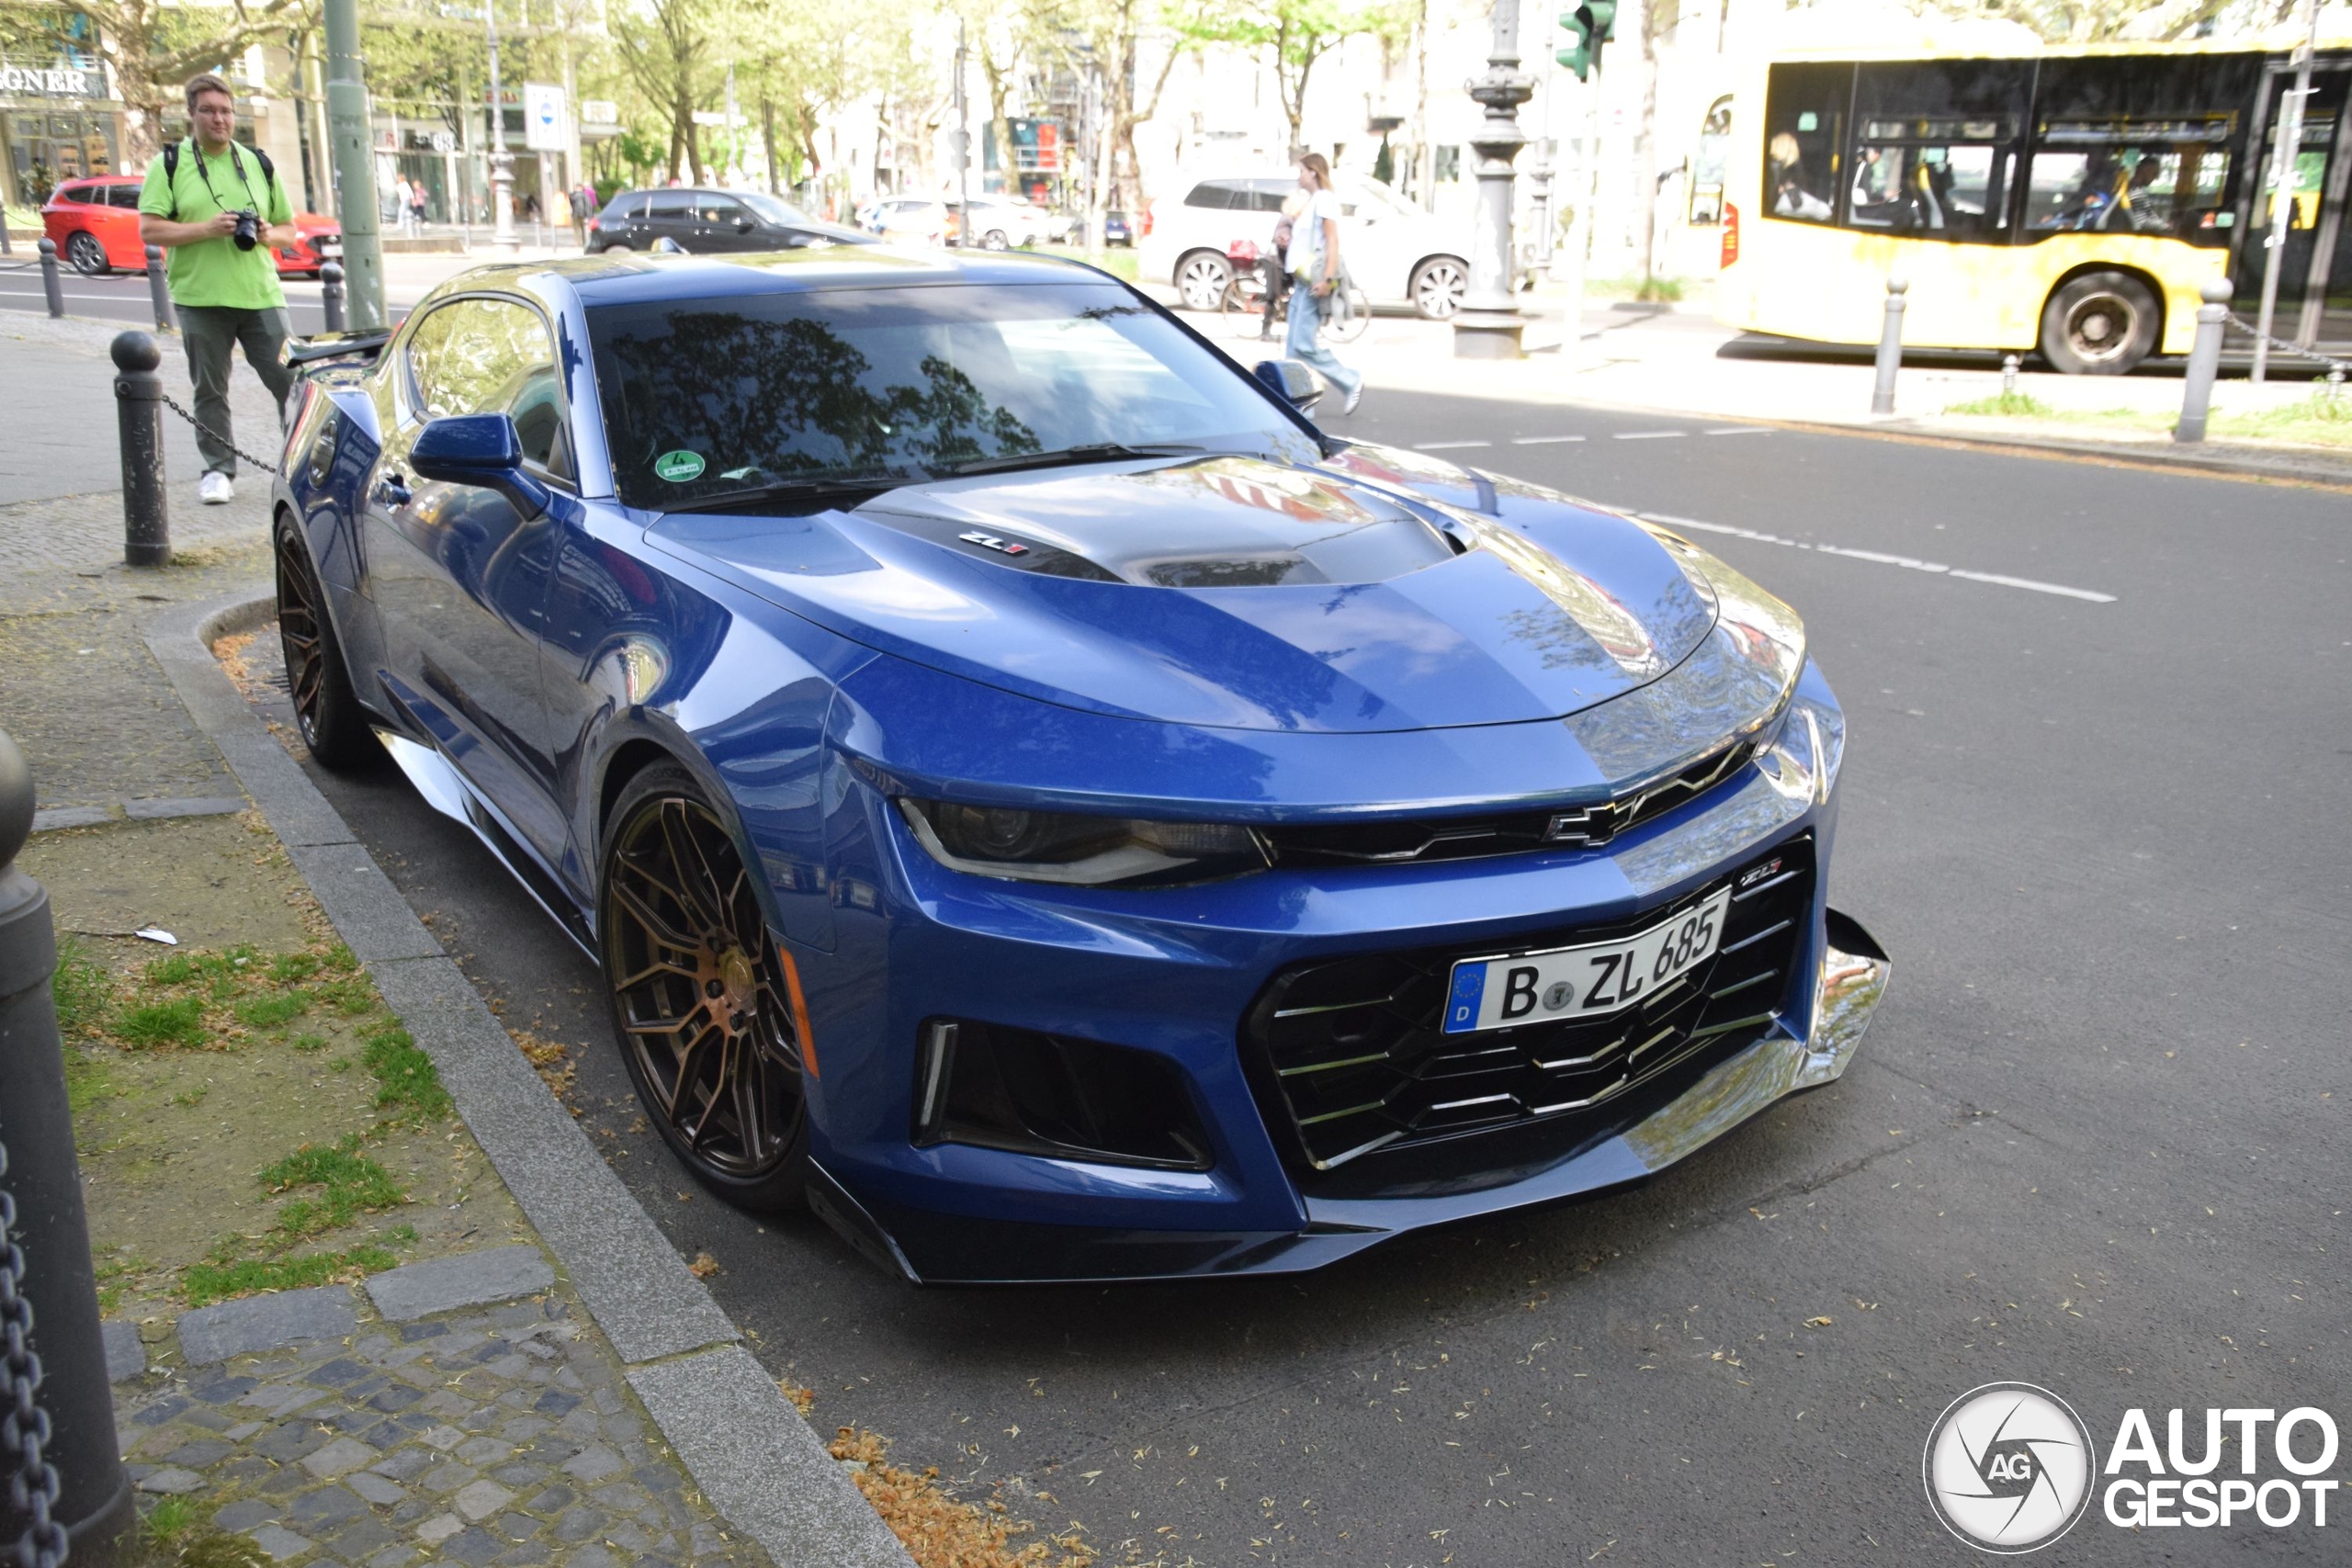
231, 209, 259, 251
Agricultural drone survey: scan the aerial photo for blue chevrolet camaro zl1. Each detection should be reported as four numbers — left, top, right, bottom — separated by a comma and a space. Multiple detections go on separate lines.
271, 246, 1890, 1283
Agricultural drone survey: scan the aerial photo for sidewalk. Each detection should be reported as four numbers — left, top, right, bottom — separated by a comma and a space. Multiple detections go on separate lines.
1, 317, 913, 1566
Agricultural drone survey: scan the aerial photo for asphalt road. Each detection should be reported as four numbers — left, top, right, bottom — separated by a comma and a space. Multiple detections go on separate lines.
0, 264, 334, 333
263, 395, 2350, 1565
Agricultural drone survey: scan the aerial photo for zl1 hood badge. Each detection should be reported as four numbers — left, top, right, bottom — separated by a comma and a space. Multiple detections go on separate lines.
959, 530, 1030, 556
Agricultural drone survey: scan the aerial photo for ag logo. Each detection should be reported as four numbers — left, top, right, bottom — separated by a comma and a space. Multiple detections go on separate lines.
1924, 1382, 2097, 1553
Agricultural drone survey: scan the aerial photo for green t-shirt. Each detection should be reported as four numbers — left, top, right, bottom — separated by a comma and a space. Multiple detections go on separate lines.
136, 139, 293, 311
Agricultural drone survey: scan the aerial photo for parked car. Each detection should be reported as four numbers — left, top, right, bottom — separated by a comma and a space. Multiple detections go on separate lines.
867, 196, 956, 245
270, 245, 1888, 1282
1140, 170, 1467, 318
42, 173, 340, 277
586, 187, 874, 254
952, 194, 1057, 250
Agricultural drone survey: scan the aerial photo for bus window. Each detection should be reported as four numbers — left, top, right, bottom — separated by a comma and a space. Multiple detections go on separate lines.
1763, 62, 1849, 225
1846, 61, 2027, 242
1690, 96, 1733, 226
2020, 55, 2257, 248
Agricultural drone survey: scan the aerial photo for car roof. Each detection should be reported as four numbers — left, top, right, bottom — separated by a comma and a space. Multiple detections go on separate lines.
481, 245, 1111, 307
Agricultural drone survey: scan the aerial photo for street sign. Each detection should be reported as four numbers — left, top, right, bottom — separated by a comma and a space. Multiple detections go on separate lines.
582, 99, 618, 127
431, 130, 456, 152
523, 82, 566, 152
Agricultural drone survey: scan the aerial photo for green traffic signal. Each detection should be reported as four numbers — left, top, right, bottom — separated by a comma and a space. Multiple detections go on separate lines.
1556, 1, 1616, 82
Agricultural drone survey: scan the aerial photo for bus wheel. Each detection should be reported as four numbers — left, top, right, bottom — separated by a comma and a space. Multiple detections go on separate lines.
2041, 272, 2158, 375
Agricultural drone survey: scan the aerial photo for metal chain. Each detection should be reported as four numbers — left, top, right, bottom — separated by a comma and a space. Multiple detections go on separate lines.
1, 1142, 69, 1568
141, 388, 283, 478
2222, 309, 2352, 376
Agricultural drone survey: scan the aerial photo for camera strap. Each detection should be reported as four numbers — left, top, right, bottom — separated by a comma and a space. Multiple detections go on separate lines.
163, 138, 277, 222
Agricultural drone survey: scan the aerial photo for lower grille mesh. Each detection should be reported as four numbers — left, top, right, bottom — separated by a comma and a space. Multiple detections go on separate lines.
1244, 836, 1815, 1178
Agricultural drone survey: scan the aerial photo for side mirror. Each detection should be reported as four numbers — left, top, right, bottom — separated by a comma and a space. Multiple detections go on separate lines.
411, 412, 549, 514
1253, 358, 1324, 412
737, 217, 757, 232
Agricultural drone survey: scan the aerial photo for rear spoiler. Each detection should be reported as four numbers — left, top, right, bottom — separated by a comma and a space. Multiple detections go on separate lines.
285, 328, 392, 372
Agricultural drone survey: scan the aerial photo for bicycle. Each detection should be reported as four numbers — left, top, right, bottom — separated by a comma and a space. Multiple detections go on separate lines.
1219, 245, 1368, 345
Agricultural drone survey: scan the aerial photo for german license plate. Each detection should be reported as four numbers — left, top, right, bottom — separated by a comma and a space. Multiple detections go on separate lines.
1442, 889, 1733, 1034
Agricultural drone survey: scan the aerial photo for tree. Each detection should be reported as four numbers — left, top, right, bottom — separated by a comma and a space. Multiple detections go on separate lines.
615, 0, 719, 184
1182, 0, 1404, 158
64, 0, 303, 164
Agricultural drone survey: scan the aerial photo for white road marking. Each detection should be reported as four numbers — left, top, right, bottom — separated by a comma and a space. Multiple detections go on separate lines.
1511, 434, 1588, 445
1613, 430, 1688, 440
1415, 439, 1492, 450
1634, 510, 2117, 604
1702, 426, 1773, 436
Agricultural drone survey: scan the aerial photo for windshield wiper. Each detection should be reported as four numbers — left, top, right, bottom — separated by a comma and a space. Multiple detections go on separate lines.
932, 442, 1213, 479
660, 468, 924, 515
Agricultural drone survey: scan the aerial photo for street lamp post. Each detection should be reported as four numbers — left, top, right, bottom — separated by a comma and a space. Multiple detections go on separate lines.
485, 0, 517, 253
322, 0, 385, 329
1453, 0, 1536, 359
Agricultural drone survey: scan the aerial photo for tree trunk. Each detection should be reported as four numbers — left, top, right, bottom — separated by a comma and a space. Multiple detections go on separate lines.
762, 97, 781, 194
1632, 0, 1660, 283
1410, 0, 1430, 209
980, 48, 1018, 193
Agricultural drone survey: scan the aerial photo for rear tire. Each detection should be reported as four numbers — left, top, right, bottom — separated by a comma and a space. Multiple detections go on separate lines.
1176, 250, 1233, 313
66, 231, 109, 276
598, 765, 809, 1213
2040, 271, 2158, 375
273, 518, 378, 772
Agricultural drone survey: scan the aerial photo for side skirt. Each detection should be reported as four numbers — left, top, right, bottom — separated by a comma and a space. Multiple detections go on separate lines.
372, 726, 598, 961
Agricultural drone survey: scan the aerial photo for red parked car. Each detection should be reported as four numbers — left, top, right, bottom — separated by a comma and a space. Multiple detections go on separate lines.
41, 173, 341, 278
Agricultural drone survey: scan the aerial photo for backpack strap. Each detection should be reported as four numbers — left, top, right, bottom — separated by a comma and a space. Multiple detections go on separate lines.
163, 140, 179, 220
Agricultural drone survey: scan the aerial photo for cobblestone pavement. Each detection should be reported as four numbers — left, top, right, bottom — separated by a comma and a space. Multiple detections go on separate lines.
118, 1288, 776, 1568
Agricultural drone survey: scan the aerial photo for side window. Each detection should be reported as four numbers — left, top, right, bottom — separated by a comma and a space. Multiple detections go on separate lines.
646, 191, 691, 220
2021, 57, 2256, 249
1249, 178, 1295, 213
696, 194, 744, 225
605, 194, 643, 222
1182, 180, 1234, 209
109, 185, 143, 209
1763, 62, 1849, 224
404, 298, 571, 479
1690, 97, 1734, 224
1847, 62, 2026, 243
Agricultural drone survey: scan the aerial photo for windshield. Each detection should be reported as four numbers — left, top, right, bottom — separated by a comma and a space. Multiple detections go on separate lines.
739, 191, 811, 228
588, 282, 1318, 509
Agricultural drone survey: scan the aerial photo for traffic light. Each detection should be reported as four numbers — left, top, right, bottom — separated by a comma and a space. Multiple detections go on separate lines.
1557, 1, 1616, 82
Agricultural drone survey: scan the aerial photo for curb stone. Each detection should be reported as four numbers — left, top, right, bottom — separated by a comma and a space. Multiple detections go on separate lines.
177, 1286, 357, 1365
365, 1245, 555, 1321
139, 589, 917, 1568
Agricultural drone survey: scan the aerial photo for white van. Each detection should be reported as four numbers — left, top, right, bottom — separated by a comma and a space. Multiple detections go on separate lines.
1139, 171, 1470, 320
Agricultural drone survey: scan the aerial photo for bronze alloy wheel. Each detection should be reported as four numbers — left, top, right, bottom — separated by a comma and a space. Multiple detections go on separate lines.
273, 521, 375, 770
599, 768, 808, 1207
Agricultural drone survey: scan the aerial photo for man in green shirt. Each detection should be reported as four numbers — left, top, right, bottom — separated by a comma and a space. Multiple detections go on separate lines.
138, 73, 300, 504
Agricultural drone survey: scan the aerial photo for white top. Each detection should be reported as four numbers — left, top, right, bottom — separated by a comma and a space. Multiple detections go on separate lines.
1283, 188, 1341, 277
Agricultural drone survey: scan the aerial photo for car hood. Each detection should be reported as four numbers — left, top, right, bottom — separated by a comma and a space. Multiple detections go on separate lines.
645, 445, 1719, 734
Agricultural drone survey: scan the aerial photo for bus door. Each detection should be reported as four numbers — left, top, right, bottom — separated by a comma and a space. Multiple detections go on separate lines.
2237, 60, 2350, 349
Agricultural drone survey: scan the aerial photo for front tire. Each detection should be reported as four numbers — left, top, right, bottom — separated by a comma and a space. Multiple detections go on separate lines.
1176, 250, 1233, 313
273, 519, 377, 771
1411, 256, 1468, 320
982, 228, 1010, 251
2040, 271, 2158, 375
598, 766, 808, 1212
66, 231, 109, 276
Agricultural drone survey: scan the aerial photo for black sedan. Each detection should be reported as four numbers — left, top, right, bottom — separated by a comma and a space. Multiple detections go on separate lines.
587, 187, 875, 254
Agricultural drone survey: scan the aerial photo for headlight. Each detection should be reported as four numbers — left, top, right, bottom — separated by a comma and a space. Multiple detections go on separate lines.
897, 799, 1269, 887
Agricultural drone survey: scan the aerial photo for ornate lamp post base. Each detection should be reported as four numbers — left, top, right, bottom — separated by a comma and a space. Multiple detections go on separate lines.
1452, 0, 1536, 360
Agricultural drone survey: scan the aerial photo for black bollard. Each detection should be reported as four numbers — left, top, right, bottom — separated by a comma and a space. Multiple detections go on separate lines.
0, 728, 136, 1566
111, 333, 171, 568
37, 236, 63, 318
141, 245, 175, 333
320, 260, 345, 333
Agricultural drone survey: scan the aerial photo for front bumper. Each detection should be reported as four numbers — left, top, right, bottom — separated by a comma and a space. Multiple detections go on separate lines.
816, 912, 1889, 1283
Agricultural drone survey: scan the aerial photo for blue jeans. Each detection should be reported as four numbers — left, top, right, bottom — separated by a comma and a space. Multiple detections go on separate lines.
1283, 282, 1361, 397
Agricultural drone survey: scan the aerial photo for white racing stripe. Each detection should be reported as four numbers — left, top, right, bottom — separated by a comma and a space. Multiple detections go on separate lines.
1634, 510, 2117, 604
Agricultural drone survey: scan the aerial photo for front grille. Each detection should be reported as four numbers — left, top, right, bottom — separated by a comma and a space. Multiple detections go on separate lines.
1242, 835, 1815, 1183
1260, 738, 1760, 869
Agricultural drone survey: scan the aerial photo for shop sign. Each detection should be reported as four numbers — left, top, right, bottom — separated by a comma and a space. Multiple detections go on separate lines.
0, 62, 101, 97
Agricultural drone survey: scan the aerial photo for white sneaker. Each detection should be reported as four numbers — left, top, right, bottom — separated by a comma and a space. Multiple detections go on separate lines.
198, 471, 233, 505
1342, 383, 1363, 416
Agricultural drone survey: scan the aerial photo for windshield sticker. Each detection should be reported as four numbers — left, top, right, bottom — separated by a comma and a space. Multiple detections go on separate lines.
654, 450, 707, 483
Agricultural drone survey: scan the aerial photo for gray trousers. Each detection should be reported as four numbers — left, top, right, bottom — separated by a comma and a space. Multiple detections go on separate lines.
177, 304, 294, 478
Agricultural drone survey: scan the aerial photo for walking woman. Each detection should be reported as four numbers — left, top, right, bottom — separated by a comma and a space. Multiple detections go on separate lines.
1283, 153, 1363, 414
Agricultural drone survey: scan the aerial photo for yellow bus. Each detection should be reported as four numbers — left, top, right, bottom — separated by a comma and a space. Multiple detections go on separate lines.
1713, 39, 2352, 373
